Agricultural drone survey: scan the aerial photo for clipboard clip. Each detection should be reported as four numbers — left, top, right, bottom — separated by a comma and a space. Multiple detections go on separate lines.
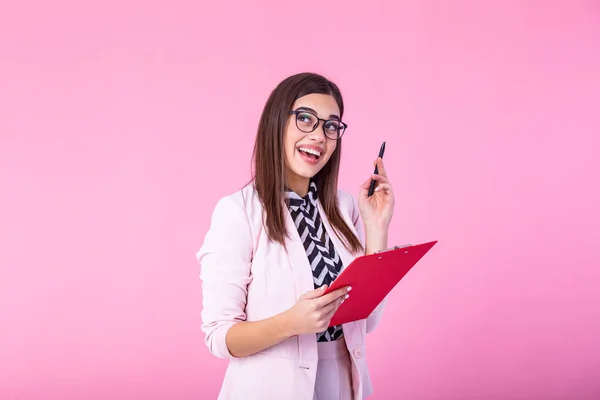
376, 244, 412, 254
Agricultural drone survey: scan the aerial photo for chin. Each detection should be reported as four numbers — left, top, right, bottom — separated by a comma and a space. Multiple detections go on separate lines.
297, 168, 320, 179
287, 162, 319, 179
286, 152, 330, 181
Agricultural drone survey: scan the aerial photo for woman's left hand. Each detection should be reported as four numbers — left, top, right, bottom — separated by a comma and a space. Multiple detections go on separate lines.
358, 157, 395, 230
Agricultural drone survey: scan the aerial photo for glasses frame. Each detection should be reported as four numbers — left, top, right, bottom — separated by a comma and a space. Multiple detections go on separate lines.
288, 109, 347, 140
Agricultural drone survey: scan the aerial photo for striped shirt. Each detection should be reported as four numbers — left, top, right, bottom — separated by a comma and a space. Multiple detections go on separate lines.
285, 181, 344, 342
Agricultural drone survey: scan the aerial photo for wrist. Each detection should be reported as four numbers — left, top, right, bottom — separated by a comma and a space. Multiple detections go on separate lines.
364, 224, 389, 255
276, 310, 297, 338
363, 220, 389, 232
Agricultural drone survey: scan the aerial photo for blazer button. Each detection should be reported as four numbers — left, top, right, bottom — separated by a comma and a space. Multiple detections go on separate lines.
353, 348, 364, 359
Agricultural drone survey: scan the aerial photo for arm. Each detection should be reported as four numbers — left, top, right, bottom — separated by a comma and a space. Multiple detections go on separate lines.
224, 312, 295, 358
197, 197, 294, 358
350, 193, 388, 333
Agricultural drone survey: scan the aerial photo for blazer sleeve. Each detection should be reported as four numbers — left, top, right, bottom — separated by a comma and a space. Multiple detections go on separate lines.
197, 195, 253, 359
348, 191, 387, 334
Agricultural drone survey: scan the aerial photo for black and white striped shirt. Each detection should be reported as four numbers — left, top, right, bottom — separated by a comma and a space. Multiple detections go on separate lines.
285, 181, 344, 342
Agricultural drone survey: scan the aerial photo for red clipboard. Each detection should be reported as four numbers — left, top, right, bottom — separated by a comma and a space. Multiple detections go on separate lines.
323, 240, 438, 327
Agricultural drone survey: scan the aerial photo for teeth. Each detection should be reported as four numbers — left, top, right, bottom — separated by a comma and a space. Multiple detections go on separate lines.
298, 147, 321, 157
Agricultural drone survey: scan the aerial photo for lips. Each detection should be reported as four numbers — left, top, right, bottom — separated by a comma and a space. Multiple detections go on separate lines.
297, 144, 323, 155
297, 146, 322, 165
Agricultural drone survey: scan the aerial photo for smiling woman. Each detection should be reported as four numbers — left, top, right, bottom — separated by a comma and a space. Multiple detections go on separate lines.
197, 72, 396, 399
287, 102, 347, 186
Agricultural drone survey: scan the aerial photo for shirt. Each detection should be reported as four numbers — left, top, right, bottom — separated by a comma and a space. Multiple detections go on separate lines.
285, 180, 344, 342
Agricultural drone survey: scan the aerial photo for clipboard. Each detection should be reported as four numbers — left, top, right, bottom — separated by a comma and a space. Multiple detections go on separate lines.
323, 240, 438, 327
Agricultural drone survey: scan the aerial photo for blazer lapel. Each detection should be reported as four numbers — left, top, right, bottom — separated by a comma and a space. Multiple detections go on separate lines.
284, 209, 320, 367
283, 198, 363, 363
316, 200, 364, 349
284, 209, 315, 294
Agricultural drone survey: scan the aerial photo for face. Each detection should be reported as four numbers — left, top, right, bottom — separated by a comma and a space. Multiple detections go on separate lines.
283, 93, 342, 193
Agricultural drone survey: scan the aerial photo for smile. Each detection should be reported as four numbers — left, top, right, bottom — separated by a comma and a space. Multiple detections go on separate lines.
298, 147, 321, 157
297, 147, 322, 165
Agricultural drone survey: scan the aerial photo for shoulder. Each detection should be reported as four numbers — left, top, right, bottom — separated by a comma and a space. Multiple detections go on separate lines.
208, 184, 264, 239
213, 185, 251, 210
210, 184, 261, 219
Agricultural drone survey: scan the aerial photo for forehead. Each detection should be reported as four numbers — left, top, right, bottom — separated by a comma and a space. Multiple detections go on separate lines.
291, 93, 340, 119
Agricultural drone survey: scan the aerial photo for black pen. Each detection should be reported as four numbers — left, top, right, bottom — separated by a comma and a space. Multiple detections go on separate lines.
367, 141, 386, 197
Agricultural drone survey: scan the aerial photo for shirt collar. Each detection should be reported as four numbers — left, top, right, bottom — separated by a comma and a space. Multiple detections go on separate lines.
285, 180, 318, 209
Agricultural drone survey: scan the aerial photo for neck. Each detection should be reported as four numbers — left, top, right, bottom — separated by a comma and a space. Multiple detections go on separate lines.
286, 173, 310, 197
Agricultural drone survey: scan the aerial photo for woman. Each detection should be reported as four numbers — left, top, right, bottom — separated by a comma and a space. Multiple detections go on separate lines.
197, 72, 395, 399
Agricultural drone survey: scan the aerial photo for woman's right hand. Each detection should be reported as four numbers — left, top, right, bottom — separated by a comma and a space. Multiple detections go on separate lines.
284, 285, 351, 336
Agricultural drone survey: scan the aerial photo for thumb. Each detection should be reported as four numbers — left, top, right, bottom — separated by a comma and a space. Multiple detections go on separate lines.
360, 176, 372, 190
302, 284, 328, 299
360, 176, 373, 190
359, 177, 373, 197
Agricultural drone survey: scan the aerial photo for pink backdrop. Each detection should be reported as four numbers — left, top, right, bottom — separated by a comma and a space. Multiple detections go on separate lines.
1, 1, 599, 399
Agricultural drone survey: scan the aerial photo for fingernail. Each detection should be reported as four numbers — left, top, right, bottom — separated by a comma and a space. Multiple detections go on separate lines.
345, 294, 350, 299
347, 286, 352, 292
375, 186, 381, 191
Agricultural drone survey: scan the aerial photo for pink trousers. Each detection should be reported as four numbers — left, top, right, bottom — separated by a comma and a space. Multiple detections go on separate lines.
312, 338, 355, 400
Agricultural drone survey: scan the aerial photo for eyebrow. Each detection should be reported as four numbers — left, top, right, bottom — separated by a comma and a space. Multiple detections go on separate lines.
296, 106, 340, 121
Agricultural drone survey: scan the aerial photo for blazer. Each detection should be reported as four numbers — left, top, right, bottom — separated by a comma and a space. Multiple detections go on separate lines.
197, 183, 386, 400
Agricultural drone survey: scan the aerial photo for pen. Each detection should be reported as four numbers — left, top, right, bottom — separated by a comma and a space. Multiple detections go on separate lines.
367, 141, 386, 197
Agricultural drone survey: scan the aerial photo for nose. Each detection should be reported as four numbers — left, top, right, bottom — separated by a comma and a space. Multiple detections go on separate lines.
307, 122, 327, 142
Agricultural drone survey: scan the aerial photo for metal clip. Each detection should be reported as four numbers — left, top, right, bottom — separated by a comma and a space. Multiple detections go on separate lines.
376, 244, 412, 254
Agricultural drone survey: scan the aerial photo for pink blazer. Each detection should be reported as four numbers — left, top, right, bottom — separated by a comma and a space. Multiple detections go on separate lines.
197, 184, 386, 400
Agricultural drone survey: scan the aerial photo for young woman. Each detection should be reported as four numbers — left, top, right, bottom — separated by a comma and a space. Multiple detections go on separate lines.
197, 72, 395, 399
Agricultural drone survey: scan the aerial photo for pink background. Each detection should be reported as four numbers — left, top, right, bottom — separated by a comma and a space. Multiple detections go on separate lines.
1, 1, 599, 399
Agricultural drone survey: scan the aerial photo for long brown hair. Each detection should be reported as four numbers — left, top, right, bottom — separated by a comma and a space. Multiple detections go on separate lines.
250, 72, 363, 254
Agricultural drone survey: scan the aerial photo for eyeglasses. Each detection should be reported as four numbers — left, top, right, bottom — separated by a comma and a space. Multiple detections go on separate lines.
288, 109, 347, 140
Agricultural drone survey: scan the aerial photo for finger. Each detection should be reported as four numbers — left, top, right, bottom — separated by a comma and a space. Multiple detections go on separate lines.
370, 173, 389, 184
321, 294, 345, 322
373, 157, 388, 178
377, 158, 388, 177
362, 157, 387, 190
321, 293, 346, 316
302, 284, 328, 299
360, 176, 373, 191
360, 174, 386, 196
359, 179, 373, 199
375, 183, 393, 194
318, 286, 350, 306
315, 286, 351, 307
322, 301, 341, 323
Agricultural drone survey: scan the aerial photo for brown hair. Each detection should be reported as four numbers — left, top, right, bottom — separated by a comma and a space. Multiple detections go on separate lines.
250, 72, 363, 254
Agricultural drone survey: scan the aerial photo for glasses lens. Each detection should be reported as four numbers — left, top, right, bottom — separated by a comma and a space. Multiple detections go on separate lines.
324, 120, 344, 139
295, 112, 318, 132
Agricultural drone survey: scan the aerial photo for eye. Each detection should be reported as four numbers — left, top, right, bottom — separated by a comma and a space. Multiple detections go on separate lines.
297, 112, 317, 125
325, 121, 341, 132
